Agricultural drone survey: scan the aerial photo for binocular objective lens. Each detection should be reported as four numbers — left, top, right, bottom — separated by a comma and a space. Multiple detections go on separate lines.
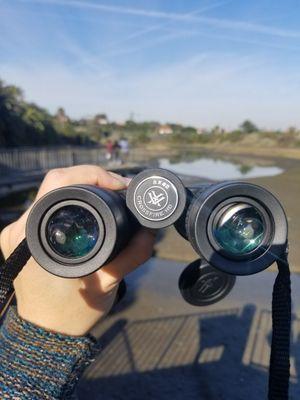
213, 203, 265, 256
46, 205, 100, 259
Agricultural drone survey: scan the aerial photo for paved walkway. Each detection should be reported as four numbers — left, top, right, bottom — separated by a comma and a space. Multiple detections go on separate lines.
78, 258, 300, 400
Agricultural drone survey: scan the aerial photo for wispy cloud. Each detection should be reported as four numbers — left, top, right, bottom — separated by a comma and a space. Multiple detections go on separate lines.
106, 30, 198, 58
18, 0, 300, 39
161, 27, 300, 54
102, 0, 231, 52
9, 1, 231, 74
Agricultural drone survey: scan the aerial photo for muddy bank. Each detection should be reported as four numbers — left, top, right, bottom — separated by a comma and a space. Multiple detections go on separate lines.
141, 140, 300, 161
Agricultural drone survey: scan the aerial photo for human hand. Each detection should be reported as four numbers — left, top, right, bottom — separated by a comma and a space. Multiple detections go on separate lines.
0, 165, 155, 335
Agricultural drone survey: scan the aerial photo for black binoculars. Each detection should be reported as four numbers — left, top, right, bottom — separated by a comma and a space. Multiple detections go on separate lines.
26, 168, 287, 305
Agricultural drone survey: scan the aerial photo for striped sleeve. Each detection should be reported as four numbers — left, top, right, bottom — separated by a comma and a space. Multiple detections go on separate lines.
0, 306, 101, 399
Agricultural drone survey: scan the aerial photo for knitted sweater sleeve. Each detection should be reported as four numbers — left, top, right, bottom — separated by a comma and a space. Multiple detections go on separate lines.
0, 306, 101, 399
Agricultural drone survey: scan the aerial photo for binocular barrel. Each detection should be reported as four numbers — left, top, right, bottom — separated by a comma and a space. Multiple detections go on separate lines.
26, 168, 288, 279
175, 181, 288, 275
26, 185, 137, 278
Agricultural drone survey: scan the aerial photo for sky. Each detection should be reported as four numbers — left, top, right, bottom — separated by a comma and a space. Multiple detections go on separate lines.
1, 0, 300, 129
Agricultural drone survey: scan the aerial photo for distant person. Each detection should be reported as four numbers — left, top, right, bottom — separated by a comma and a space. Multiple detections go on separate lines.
112, 140, 121, 163
118, 137, 129, 164
105, 139, 113, 160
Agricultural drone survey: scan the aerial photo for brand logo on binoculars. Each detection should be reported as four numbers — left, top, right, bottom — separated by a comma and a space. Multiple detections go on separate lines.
197, 275, 220, 295
147, 190, 166, 207
134, 176, 178, 221
145, 187, 168, 211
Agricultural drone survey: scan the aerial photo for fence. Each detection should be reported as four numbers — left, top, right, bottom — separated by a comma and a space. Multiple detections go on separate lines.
0, 146, 108, 172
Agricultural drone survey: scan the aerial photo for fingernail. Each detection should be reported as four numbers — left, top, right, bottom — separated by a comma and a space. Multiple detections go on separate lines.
109, 172, 131, 188
122, 177, 132, 186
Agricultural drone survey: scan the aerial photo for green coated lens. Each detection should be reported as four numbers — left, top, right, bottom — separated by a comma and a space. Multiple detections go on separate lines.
46, 205, 99, 259
213, 203, 265, 256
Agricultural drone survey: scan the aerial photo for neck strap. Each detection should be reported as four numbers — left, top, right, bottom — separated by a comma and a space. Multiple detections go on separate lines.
268, 249, 291, 399
0, 239, 30, 318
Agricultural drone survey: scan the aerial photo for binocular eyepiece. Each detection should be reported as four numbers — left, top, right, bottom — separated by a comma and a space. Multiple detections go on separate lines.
174, 179, 287, 276
26, 168, 287, 304
26, 185, 137, 278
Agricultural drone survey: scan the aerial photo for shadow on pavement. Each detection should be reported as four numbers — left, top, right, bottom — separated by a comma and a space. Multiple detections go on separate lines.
78, 305, 300, 399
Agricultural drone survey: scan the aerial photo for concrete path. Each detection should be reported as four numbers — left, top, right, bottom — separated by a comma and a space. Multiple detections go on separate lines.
78, 257, 300, 400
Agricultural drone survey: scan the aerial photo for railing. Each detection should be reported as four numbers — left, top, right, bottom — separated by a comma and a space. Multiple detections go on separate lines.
0, 146, 107, 172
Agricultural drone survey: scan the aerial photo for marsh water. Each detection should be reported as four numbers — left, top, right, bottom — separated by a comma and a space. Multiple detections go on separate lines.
159, 156, 283, 180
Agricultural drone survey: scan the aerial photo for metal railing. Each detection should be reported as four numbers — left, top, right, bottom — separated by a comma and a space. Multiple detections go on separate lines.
0, 146, 107, 172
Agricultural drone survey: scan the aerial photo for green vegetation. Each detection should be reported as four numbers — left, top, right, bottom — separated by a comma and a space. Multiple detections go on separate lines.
1, 78, 300, 149
0, 80, 94, 147
239, 120, 258, 134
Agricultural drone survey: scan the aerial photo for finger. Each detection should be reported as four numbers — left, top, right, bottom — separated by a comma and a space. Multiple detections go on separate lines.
37, 165, 128, 200
108, 171, 131, 186
99, 229, 156, 288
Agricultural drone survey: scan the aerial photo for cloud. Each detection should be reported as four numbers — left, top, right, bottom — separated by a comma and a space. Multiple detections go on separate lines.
161, 28, 300, 54
18, 0, 300, 39
102, 0, 231, 52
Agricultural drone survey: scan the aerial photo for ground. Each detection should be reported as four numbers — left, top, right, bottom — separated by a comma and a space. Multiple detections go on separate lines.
77, 258, 300, 400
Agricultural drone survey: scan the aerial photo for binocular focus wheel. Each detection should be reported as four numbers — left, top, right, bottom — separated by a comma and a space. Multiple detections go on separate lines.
179, 259, 236, 306
126, 168, 187, 229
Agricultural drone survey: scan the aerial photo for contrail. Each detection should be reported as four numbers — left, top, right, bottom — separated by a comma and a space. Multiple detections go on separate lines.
104, 1, 232, 52
18, 0, 300, 39
161, 28, 300, 53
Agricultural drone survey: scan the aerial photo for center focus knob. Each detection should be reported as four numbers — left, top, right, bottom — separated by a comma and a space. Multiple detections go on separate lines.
126, 168, 187, 229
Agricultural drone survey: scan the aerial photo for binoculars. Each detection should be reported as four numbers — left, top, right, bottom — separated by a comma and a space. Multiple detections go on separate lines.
26, 168, 288, 305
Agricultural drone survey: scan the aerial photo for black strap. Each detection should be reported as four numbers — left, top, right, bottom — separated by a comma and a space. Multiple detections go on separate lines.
268, 250, 291, 400
0, 239, 31, 317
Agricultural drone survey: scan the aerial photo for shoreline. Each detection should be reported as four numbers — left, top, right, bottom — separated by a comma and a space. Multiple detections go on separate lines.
139, 142, 300, 163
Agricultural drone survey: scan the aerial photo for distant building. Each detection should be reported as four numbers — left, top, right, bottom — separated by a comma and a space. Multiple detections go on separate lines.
158, 124, 173, 135
78, 118, 89, 126
95, 114, 108, 126
197, 128, 205, 135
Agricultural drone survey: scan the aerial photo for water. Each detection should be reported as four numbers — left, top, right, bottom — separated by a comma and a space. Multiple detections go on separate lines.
159, 156, 283, 180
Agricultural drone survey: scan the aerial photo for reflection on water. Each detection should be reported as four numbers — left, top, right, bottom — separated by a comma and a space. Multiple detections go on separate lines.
159, 157, 283, 180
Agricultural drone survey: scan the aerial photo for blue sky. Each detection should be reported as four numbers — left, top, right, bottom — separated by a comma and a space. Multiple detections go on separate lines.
1, 0, 300, 129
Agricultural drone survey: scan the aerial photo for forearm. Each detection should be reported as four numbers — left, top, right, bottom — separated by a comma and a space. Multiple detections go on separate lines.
0, 307, 101, 399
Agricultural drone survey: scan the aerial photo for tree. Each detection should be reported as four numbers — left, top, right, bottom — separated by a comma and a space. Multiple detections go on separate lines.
239, 120, 258, 134
0, 79, 82, 147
